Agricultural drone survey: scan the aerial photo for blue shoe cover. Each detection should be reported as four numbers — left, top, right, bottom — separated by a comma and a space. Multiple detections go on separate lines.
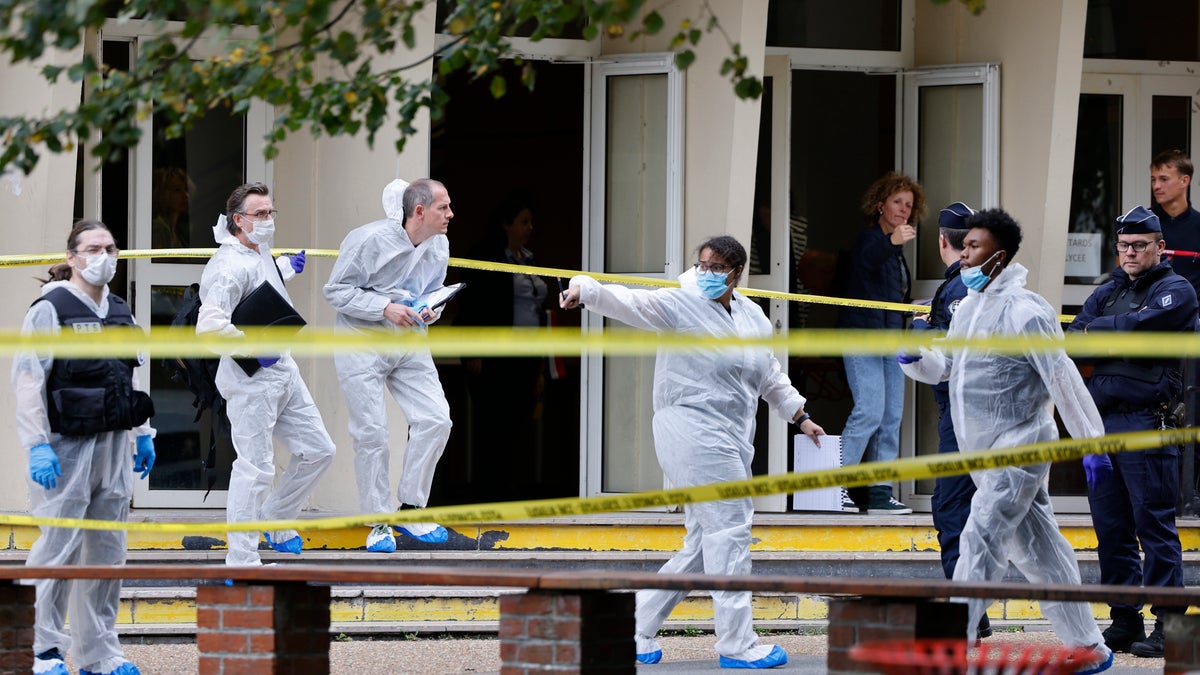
366, 525, 397, 553
1074, 648, 1114, 675
719, 645, 788, 669
636, 649, 663, 665
263, 531, 303, 554
394, 523, 449, 543
35, 661, 69, 675
81, 662, 141, 675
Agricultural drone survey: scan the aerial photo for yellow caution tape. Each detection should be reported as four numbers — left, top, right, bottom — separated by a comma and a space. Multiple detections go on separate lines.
0, 325, 1194, 358
0, 248, 950, 316
1, 427, 1192, 533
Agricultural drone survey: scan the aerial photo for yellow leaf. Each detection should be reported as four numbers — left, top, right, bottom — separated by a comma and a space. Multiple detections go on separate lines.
344, 91, 358, 104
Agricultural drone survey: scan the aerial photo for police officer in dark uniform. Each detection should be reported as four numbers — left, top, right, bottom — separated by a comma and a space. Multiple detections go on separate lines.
1068, 205, 1196, 658
912, 202, 990, 639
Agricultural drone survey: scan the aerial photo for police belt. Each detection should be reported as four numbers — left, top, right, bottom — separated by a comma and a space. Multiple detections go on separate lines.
1098, 401, 1167, 416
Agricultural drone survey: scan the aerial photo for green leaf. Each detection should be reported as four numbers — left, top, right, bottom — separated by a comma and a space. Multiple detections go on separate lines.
642, 11, 664, 34
674, 50, 696, 70
490, 73, 506, 99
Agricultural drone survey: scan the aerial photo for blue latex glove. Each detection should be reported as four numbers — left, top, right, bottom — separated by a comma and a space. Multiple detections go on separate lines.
403, 298, 430, 326
257, 356, 280, 368
897, 351, 923, 364
1083, 454, 1113, 490
29, 443, 61, 490
289, 250, 306, 274
134, 435, 156, 479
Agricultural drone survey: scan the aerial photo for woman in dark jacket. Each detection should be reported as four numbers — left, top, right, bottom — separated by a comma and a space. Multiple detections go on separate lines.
836, 171, 925, 514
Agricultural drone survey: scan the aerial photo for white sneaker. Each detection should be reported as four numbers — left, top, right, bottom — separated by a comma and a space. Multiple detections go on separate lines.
366, 524, 397, 553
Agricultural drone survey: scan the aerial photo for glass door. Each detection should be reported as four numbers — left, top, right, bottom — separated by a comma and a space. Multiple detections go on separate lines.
584, 55, 684, 500
100, 21, 273, 507
901, 64, 1000, 510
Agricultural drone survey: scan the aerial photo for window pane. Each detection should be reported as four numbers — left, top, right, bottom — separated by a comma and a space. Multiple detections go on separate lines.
152, 107, 245, 260
1152, 95, 1192, 159
601, 353, 660, 492
767, 0, 901, 51
1084, 0, 1199, 61
1066, 93, 1122, 284
916, 84, 984, 279
605, 74, 668, 274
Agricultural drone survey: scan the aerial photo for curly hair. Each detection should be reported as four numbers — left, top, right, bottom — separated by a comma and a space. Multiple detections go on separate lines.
859, 171, 926, 225
964, 208, 1023, 261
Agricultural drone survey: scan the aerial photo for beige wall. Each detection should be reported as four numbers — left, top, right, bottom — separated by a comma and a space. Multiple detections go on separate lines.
603, 0, 769, 258
274, 5, 438, 513
915, 0, 1087, 307
0, 47, 86, 513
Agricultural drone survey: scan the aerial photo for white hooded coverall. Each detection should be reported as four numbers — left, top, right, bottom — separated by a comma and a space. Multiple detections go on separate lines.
12, 281, 154, 669
198, 232, 336, 566
323, 180, 453, 515
900, 263, 1106, 648
569, 269, 805, 660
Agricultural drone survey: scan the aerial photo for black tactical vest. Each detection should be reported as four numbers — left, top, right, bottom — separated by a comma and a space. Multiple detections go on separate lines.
35, 287, 154, 435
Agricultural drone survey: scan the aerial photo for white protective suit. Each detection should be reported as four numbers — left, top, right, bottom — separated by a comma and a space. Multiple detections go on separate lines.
900, 263, 1106, 648
198, 227, 336, 566
11, 281, 154, 670
569, 269, 805, 661
323, 180, 452, 515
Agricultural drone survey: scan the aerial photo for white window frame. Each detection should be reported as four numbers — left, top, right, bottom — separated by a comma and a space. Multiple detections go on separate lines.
582, 53, 685, 499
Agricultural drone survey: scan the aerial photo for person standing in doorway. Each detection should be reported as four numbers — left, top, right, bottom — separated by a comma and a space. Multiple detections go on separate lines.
1068, 206, 1194, 658
1149, 149, 1200, 517
836, 171, 924, 514
324, 178, 456, 552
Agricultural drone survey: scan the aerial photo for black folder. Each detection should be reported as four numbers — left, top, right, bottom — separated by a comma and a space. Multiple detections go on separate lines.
230, 280, 307, 376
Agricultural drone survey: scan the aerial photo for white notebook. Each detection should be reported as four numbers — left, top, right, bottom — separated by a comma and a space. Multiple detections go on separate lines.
791, 434, 844, 512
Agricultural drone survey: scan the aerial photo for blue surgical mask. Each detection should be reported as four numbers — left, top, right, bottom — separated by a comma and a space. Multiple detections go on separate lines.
696, 270, 731, 300
961, 251, 1001, 291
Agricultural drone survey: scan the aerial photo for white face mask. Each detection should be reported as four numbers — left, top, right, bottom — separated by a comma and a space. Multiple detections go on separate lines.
243, 218, 275, 246
78, 252, 117, 286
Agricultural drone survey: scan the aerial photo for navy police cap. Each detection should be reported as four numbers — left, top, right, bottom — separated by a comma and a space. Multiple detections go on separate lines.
1115, 205, 1161, 235
937, 202, 975, 230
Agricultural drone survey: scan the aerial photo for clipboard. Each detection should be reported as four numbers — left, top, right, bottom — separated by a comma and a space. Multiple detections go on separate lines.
422, 282, 466, 310
230, 280, 307, 376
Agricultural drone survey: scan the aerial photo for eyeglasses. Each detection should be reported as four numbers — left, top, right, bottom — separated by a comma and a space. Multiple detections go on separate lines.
694, 262, 735, 274
1114, 241, 1154, 253
71, 245, 119, 256
239, 209, 278, 220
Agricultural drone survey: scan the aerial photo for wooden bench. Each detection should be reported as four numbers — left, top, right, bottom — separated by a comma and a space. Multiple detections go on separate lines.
0, 564, 1196, 674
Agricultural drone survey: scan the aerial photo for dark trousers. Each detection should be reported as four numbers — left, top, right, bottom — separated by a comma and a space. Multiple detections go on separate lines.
931, 398, 975, 580
1089, 409, 1185, 617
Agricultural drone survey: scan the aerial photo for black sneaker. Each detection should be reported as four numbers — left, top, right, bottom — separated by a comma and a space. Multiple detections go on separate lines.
976, 614, 993, 640
840, 488, 864, 513
1102, 609, 1145, 653
867, 493, 913, 515
1130, 621, 1164, 658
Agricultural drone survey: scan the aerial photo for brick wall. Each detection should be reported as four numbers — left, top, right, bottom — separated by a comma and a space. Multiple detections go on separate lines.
196, 582, 330, 675
1164, 613, 1200, 675
499, 590, 634, 674
0, 583, 34, 674
827, 598, 967, 675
